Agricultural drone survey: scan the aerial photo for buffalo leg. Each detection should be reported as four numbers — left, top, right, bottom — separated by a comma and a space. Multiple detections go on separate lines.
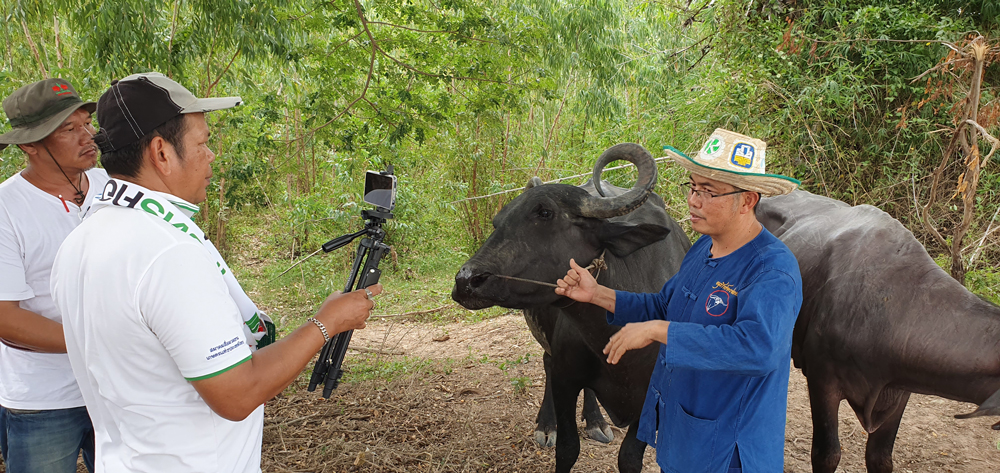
807, 375, 843, 473
582, 388, 614, 443
864, 394, 909, 473
617, 419, 646, 473
553, 382, 582, 473
534, 353, 558, 447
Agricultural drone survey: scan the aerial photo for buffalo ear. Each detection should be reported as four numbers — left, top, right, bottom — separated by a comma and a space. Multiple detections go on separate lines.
594, 221, 671, 257
525, 177, 544, 189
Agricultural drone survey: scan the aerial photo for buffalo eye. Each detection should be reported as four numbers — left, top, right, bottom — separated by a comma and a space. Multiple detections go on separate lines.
534, 206, 554, 220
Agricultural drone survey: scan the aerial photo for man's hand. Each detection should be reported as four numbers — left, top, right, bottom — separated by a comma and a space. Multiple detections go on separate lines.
190, 283, 384, 422
555, 258, 598, 302
603, 320, 669, 365
555, 259, 616, 312
314, 284, 382, 335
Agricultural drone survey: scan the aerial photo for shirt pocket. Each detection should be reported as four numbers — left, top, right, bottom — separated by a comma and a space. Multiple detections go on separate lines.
665, 401, 719, 473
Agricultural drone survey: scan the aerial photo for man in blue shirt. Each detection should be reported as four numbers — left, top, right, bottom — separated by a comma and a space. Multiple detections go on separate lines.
556, 129, 803, 473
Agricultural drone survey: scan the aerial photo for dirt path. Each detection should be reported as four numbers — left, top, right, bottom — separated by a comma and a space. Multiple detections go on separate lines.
263, 314, 1000, 472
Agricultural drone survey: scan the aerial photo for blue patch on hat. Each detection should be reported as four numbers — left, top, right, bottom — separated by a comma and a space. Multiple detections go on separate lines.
730, 143, 754, 169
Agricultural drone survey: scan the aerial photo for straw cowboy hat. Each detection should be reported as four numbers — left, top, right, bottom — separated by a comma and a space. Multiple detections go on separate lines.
0, 78, 96, 151
663, 128, 800, 196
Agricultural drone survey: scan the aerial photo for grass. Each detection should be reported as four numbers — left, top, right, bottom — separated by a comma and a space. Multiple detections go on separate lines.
339, 354, 438, 384
218, 208, 514, 337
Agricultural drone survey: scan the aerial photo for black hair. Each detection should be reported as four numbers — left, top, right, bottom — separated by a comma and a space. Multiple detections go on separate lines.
100, 114, 187, 178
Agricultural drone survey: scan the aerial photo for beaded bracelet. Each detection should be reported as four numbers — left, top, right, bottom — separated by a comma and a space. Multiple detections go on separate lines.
307, 317, 330, 342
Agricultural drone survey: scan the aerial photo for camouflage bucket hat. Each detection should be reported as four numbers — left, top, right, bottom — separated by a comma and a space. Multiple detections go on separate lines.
0, 78, 96, 151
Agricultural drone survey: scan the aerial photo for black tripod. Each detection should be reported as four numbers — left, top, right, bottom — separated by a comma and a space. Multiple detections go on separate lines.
307, 207, 392, 398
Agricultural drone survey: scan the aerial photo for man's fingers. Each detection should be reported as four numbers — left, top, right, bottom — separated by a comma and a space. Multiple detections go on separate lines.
607, 345, 624, 365
358, 284, 384, 299
603, 329, 633, 364
603, 333, 619, 356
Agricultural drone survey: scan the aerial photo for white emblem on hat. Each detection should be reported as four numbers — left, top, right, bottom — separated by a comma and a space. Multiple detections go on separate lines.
702, 135, 725, 158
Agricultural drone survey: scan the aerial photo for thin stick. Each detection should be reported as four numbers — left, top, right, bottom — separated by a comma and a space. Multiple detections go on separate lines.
370, 304, 454, 318
494, 275, 558, 288
494, 252, 606, 288
349, 346, 404, 355
269, 247, 324, 282
264, 413, 319, 430
967, 203, 1000, 265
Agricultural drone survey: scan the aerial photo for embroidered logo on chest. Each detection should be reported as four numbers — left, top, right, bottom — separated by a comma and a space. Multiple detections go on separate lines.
706, 281, 738, 317
705, 290, 730, 317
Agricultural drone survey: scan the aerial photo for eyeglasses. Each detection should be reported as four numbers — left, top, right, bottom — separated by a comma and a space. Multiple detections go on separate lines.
680, 182, 747, 199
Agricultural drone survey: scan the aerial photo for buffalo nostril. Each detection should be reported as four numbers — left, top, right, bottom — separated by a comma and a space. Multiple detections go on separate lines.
470, 274, 490, 288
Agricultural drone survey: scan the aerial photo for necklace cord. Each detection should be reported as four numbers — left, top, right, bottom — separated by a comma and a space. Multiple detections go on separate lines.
42, 143, 85, 205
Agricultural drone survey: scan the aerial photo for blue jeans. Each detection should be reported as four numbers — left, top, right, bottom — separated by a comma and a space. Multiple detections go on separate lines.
0, 405, 94, 473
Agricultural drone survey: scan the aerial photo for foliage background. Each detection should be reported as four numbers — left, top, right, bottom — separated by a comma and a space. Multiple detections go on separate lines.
2, 0, 999, 311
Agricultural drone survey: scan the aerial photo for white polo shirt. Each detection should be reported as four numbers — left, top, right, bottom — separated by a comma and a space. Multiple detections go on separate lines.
0, 168, 108, 409
51, 191, 263, 473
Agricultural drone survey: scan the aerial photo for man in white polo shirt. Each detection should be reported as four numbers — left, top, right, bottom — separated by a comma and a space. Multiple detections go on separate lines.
50, 72, 380, 472
0, 78, 105, 472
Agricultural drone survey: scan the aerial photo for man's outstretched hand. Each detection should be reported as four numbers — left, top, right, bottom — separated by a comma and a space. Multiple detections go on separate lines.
555, 258, 598, 302
555, 258, 616, 312
603, 320, 669, 365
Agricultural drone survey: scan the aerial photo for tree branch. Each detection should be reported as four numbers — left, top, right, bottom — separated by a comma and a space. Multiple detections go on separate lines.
53, 16, 63, 70
206, 49, 240, 96
285, 0, 512, 143
167, 0, 180, 78
277, 0, 377, 142
367, 20, 498, 45
20, 19, 47, 78
325, 32, 363, 57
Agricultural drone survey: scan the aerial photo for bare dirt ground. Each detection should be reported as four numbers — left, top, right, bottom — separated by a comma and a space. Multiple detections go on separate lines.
260, 314, 1000, 472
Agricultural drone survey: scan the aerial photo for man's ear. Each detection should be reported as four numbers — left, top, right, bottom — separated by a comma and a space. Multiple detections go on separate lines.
17, 142, 40, 159
591, 220, 671, 257
741, 191, 761, 215
146, 136, 175, 177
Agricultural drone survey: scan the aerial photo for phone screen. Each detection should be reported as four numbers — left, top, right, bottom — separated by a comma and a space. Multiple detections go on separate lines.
364, 171, 396, 210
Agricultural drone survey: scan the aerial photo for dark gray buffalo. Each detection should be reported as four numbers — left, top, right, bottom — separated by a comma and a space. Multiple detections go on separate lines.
452, 143, 690, 472
758, 190, 1000, 473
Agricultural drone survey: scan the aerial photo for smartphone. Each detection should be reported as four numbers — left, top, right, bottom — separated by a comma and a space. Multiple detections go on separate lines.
363, 171, 397, 211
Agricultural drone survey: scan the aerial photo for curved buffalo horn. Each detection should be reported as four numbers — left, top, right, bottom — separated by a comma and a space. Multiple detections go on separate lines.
525, 176, 544, 189
580, 143, 657, 219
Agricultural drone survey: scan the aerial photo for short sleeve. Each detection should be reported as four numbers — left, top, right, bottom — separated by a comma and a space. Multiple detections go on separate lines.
0, 209, 33, 301
137, 242, 252, 380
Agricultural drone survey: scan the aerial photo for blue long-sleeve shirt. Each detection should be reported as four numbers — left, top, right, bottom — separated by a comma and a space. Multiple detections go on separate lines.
610, 228, 802, 473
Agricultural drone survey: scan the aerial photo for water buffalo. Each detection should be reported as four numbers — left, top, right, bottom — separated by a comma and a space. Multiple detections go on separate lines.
452, 143, 690, 473
757, 190, 1000, 473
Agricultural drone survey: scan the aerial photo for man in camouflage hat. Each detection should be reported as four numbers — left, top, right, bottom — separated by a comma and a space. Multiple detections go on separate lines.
0, 78, 107, 472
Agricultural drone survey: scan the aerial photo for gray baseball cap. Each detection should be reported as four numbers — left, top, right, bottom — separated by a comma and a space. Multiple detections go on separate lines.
0, 78, 96, 151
